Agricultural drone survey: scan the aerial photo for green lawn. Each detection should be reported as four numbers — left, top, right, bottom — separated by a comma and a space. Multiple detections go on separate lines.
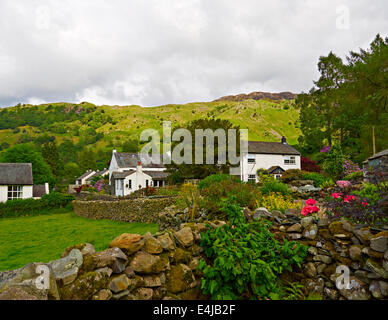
0, 212, 158, 272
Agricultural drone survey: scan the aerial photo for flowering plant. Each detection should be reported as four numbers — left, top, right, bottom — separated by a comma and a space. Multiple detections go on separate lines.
336, 180, 351, 189
301, 199, 319, 216
343, 159, 361, 176
320, 146, 331, 153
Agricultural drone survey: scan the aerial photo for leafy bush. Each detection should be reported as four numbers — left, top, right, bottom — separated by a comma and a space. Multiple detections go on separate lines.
324, 183, 388, 225
198, 174, 232, 191
301, 157, 321, 173
260, 180, 291, 196
198, 201, 308, 299
0, 192, 75, 218
280, 169, 307, 183
322, 144, 345, 179
320, 178, 335, 189
176, 183, 200, 219
301, 172, 326, 188
200, 177, 260, 212
344, 171, 364, 181
256, 193, 299, 213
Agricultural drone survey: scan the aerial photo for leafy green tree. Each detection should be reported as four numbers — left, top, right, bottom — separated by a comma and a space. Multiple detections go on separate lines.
42, 141, 64, 178
0, 144, 55, 185
63, 162, 82, 183
78, 148, 97, 172
167, 118, 241, 181
322, 144, 345, 180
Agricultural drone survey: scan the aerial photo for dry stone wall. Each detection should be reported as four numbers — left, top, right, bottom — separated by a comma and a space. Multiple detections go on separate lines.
72, 197, 177, 226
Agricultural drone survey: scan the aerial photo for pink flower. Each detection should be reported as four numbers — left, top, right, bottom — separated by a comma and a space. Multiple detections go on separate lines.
305, 199, 316, 206
301, 207, 311, 216
362, 202, 369, 207
310, 206, 319, 213
344, 195, 356, 203
336, 180, 351, 189
331, 193, 342, 199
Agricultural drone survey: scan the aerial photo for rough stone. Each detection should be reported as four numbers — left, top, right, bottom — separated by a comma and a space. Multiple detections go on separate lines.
157, 233, 175, 251
108, 274, 130, 293
303, 224, 318, 240
174, 227, 194, 247
143, 233, 163, 254
50, 249, 83, 286
109, 233, 144, 255
366, 259, 388, 279
369, 281, 384, 299
129, 251, 169, 274
304, 262, 317, 278
301, 217, 314, 229
166, 264, 195, 294
92, 247, 128, 274
370, 232, 388, 253
349, 246, 362, 261
287, 223, 302, 233
313, 255, 332, 264
337, 276, 371, 300
92, 289, 112, 300
135, 287, 153, 300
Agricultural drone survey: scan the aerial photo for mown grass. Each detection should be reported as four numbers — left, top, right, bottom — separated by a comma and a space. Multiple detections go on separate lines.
0, 212, 158, 271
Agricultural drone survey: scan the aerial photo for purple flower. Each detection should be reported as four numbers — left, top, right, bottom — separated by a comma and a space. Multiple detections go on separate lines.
320, 146, 331, 153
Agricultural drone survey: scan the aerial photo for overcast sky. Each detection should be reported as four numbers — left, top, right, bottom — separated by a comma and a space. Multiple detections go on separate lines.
0, 0, 387, 108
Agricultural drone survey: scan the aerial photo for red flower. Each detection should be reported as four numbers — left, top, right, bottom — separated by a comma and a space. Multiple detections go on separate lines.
344, 195, 356, 203
362, 202, 369, 207
305, 199, 316, 206
332, 193, 342, 199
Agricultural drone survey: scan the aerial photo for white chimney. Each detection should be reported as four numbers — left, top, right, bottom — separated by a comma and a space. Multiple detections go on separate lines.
137, 161, 142, 173
44, 182, 49, 195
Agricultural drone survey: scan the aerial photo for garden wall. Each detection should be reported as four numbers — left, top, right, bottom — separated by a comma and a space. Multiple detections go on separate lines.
72, 197, 177, 227
1, 208, 387, 300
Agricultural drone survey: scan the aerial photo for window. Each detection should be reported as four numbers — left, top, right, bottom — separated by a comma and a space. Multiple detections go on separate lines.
284, 156, 296, 165
248, 155, 256, 164
7, 186, 23, 200
146, 180, 149, 187
127, 180, 132, 189
116, 179, 124, 190
248, 175, 256, 182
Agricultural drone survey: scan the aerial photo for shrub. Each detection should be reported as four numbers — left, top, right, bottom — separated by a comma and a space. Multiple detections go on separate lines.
198, 202, 308, 299
256, 193, 298, 213
343, 159, 361, 176
200, 178, 260, 213
344, 171, 363, 181
0, 192, 75, 218
176, 183, 201, 218
301, 172, 326, 188
260, 180, 291, 196
280, 170, 307, 183
324, 183, 388, 225
198, 174, 232, 190
320, 178, 335, 189
301, 157, 321, 173
322, 144, 345, 179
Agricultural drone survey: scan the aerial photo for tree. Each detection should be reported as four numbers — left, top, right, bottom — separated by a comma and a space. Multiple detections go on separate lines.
63, 162, 82, 183
0, 143, 55, 185
322, 144, 345, 180
42, 141, 64, 178
78, 148, 97, 172
167, 118, 241, 181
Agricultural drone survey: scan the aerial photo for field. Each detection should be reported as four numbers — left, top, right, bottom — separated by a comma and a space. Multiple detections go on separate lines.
0, 212, 158, 271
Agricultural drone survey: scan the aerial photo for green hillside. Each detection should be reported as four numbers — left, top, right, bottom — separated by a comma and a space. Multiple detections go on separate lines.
0, 99, 300, 150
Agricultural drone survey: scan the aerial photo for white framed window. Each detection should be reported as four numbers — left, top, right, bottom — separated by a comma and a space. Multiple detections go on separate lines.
248, 154, 256, 164
116, 179, 124, 190
284, 156, 296, 165
248, 174, 256, 182
7, 186, 23, 200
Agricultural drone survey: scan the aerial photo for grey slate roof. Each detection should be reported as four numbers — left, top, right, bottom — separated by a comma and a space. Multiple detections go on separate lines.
111, 170, 136, 179
86, 169, 109, 181
267, 166, 285, 174
0, 163, 33, 185
114, 153, 165, 169
144, 171, 170, 180
368, 149, 388, 161
76, 171, 95, 180
248, 141, 300, 155
33, 185, 47, 198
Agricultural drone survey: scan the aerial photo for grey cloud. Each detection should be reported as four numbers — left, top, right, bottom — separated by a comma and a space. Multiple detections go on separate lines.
0, 0, 387, 107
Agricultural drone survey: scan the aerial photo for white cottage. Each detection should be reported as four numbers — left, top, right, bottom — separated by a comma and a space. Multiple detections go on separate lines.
109, 150, 169, 196
235, 137, 301, 182
0, 163, 36, 202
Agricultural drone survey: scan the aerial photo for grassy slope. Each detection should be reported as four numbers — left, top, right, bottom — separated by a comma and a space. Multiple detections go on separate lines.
0, 212, 157, 271
0, 99, 300, 150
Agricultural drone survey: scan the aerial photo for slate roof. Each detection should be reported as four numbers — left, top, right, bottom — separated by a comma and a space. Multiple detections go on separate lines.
248, 141, 300, 155
0, 163, 33, 185
33, 185, 48, 198
111, 170, 136, 179
76, 171, 95, 180
144, 171, 170, 180
114, 153, 165, 169
368, 149, 388, 161
267, 166, 285, 174
86, 169, 109, 181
